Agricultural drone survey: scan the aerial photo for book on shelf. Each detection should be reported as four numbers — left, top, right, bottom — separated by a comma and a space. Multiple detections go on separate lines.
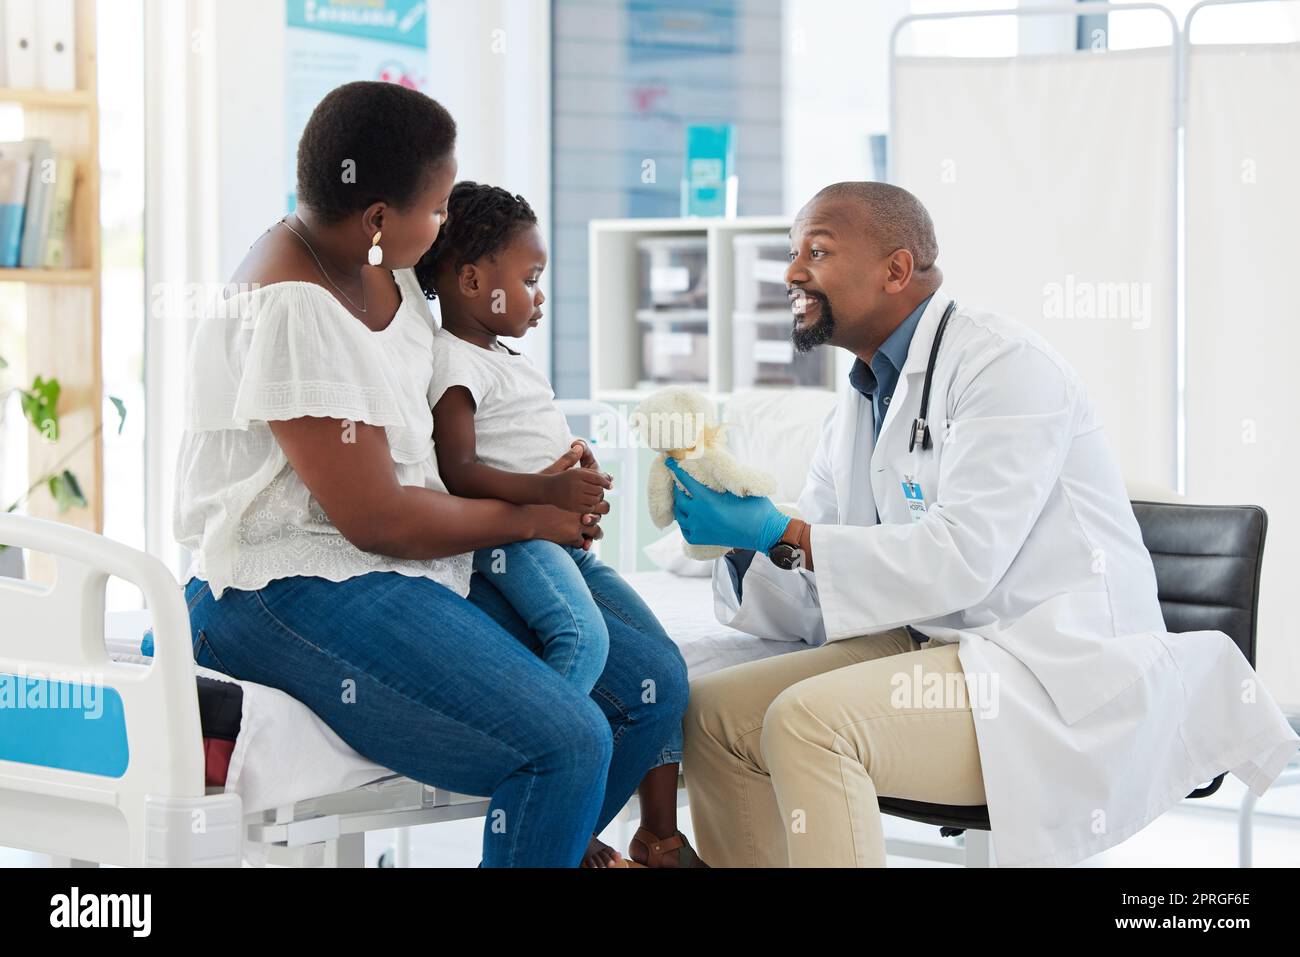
41, 155, 76, 267
0, 141, 33, 267
0, 138, 78, 270
19, 137, 52, 267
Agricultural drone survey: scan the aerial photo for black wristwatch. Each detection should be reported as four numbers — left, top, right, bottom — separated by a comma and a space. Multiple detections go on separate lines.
767, 519, 806, 570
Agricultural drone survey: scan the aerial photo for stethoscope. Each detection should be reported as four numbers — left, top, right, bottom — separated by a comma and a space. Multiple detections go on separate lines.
908, 299, 959, 454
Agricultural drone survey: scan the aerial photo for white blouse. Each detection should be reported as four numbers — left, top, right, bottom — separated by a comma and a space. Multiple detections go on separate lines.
173, 267, 472, 600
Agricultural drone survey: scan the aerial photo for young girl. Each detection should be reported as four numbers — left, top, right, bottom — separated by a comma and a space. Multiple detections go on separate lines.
415, 182, 706, 868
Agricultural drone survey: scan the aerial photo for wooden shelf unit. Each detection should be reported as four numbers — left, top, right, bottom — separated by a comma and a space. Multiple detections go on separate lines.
0, 267, 95, 285
2, 0, 102, 539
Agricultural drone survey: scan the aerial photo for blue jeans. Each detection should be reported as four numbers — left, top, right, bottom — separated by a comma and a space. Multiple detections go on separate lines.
468, 544, 684, 769
472, 541, 609, 695
183, 571, 688, 867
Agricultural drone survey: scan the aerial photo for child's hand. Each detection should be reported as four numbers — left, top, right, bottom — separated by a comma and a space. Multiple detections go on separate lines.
529, 503, 607, 548
575, 439, 602, 473
540, 439, 603, 476
544, 467, 612, 513
539, 442, 586, 475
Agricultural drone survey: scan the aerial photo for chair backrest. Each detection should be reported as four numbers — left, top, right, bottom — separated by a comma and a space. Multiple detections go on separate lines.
1130, 501, 1267, 667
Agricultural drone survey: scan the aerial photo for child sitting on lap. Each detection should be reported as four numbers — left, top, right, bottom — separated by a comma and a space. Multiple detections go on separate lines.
414, 182, 706, 869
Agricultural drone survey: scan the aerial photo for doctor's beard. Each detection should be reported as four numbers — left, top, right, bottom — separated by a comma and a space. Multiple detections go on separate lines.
792, 293, 835, 352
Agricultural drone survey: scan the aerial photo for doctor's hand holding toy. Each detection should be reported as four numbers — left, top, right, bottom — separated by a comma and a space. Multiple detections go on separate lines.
665, 459, 790, 553
635, 385, 810, 569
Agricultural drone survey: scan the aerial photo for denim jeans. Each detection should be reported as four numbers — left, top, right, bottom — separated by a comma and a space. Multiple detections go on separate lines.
184, 571, 688, 867
472, 541, 609, 695
468, 544, 684, 771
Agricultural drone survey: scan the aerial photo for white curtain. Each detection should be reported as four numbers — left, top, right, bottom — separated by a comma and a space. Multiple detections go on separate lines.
891, 48, 1177, 488
143, 0, 223, 574
1186, 42, 1300, 706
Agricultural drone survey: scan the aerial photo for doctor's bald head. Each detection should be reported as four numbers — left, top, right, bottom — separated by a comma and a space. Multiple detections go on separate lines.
813, 182, 939, 272
787, 181, 944, 354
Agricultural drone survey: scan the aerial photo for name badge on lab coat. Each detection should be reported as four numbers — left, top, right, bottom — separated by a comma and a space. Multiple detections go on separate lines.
901, 479, 927, 522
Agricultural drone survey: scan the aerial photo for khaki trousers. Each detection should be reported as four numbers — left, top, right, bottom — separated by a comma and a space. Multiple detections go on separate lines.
682, 629, 987, 867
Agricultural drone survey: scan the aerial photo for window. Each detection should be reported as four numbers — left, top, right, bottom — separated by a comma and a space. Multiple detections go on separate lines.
550, 0, 785, 398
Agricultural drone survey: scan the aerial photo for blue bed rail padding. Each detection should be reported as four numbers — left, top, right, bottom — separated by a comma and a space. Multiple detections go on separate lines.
0, 672, 129, 777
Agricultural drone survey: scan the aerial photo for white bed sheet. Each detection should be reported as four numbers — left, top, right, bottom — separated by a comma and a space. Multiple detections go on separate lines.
620, 570, 807, 679
104, 570, 808, 816
105, 611, 391, 816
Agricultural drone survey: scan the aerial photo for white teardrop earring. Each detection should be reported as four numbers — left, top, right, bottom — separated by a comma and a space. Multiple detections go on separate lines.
368, 230, 383, 266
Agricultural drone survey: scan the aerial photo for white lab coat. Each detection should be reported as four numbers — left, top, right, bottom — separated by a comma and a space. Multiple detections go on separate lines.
713, 291, 1299, 867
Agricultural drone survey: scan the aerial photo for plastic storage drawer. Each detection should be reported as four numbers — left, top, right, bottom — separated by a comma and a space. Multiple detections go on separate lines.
733, 311, 834, 389
640, 314, 709, 385
733, 233, 790, 315
637, 236, 709, 312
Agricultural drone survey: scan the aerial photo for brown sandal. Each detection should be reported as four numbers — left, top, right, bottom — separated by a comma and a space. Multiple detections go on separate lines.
626, 827, 710, 868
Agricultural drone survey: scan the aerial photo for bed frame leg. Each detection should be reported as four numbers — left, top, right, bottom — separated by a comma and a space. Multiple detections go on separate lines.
395, 826, 412, 867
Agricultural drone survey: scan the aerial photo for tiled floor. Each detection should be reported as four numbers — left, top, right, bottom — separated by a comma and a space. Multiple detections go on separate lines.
4, 771, 1296, 869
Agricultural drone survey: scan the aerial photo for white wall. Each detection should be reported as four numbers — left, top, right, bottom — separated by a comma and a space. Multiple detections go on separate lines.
425, 0, 551, 376
212, 0, 287, 283
780, 0, 908, 214
205, 0, 552, 318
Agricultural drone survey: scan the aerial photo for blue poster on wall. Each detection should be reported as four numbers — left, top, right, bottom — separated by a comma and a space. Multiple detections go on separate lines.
627, 2, 736, 61
284, 0, 428, 211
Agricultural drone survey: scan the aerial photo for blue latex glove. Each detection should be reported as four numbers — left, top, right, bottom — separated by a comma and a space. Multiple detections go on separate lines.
665, 457, 791, 553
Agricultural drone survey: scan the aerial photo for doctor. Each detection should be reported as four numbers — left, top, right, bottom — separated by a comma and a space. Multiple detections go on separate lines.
671, 182, 1298, 868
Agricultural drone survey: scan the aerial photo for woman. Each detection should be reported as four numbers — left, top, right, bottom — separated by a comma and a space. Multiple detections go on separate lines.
175, 81, 688, 867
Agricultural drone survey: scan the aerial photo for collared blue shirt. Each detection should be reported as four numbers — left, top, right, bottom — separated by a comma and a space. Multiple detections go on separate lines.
847, 292, 935, 443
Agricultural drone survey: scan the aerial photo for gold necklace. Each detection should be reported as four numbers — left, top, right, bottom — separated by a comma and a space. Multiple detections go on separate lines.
278, 216, 367, 313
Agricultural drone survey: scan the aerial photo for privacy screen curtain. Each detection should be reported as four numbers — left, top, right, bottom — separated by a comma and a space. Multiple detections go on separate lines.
1186, 41, 1300, 704
891, 47, 1178, 489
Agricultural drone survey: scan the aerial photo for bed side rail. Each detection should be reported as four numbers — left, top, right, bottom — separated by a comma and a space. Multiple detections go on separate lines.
0, 514, 237, 865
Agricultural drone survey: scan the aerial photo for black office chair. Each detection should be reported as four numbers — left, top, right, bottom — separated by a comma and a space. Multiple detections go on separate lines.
876, 500, 1268, 855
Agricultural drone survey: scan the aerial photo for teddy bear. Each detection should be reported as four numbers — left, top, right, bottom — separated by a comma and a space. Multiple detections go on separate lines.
633, 386, 795, 561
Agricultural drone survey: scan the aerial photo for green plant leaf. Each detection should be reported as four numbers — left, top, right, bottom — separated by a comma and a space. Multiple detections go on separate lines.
48, 469, 86, 512
0, 354, 8, 370
108, 395, 127, 434
21, 375, 60, 442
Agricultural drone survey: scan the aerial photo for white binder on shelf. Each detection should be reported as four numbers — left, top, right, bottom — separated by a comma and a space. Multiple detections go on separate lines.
3, 0, 38, 90
36, 0, 75, 92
